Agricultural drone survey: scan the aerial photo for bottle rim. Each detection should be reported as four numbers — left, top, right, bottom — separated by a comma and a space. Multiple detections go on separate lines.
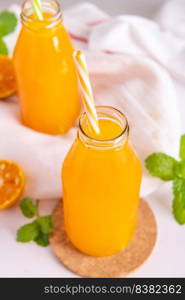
21, 0, 62, 28
78, 106, 129, 149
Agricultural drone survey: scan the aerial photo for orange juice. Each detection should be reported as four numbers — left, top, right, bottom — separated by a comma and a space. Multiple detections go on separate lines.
62, 106, 142, 257
13, 0, 81, 134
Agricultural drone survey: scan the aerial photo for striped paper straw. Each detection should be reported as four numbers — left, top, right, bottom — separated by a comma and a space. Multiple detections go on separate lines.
73, 50, 100, 134
32, 0, 44, 20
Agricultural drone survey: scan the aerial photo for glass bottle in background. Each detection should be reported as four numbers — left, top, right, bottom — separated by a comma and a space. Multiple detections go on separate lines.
13, 0, 81, 134
62, 106, 142, 257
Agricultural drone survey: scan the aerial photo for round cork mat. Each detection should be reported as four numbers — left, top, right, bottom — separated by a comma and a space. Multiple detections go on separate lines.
50, 199, 157, 278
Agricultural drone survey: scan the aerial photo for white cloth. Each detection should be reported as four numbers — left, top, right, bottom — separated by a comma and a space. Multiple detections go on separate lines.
0, 1, 183, 199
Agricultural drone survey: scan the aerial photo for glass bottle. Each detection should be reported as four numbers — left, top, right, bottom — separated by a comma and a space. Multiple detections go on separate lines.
62, 106, 142, 257
13, 0, 81, 134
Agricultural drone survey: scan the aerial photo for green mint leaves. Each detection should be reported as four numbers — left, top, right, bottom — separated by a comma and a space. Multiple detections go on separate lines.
0, 11, 17, 37
179, 135, 185, 160
36, 216, 53, 234
172, 178, 185, 225
172, 196, 185, 225
0, 10, 17, 55
20, 197, 38, 218
17, 221, 39, 243
173, 177, 185, 198
145, 153, 177, 181
0, 39, 8, 55
17, 198, 53, 247
145, 135, 185, 225
34, 216, 53, 246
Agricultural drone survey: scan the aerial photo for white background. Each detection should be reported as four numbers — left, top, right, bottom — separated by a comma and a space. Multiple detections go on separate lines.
0, 0, 185, 278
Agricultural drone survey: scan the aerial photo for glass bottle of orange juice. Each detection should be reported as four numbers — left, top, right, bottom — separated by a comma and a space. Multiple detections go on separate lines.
62, 106, 142, 257
13, 0, 81, 134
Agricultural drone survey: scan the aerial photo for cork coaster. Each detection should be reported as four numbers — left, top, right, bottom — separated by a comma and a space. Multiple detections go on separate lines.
50, 199, 157, 278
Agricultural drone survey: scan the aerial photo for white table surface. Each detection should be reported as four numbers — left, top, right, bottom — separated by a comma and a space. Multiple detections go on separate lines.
0, 0, 185, 278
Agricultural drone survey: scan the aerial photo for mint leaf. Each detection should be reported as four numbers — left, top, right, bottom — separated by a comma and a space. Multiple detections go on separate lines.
34, 233, 50, 247
36, 216, 53, 234
179, 135, 185, 160
172, 196, 185, 225
0, 38, 8, 55
172, 178, 185, 224
145, 153, 177, 181
34, 216, 53, 247
173, 178, 185, 207
17, 221, 39, 243
175, 160, 185, 179
20, 197, 38, 218
0, 11, 17, 37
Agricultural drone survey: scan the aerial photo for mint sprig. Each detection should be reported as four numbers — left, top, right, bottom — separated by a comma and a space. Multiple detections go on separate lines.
145, 134, 185, 225
0, 10, 17, 55
17, 198, 53, 247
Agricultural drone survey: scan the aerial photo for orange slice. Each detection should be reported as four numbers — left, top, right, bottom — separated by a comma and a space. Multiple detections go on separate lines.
0, 160, 25, 209
0, 55, 16, 99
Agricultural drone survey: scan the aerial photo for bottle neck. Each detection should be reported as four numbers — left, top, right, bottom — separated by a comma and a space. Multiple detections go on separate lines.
78, 106, 129, 150
21, 0, 63, 29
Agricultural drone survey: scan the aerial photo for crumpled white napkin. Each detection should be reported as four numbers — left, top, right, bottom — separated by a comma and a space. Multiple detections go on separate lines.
0, 1, 182, 199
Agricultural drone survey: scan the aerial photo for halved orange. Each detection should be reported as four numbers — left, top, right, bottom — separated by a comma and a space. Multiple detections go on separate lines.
0, 160, 25, 209
0, 55, 16, 99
